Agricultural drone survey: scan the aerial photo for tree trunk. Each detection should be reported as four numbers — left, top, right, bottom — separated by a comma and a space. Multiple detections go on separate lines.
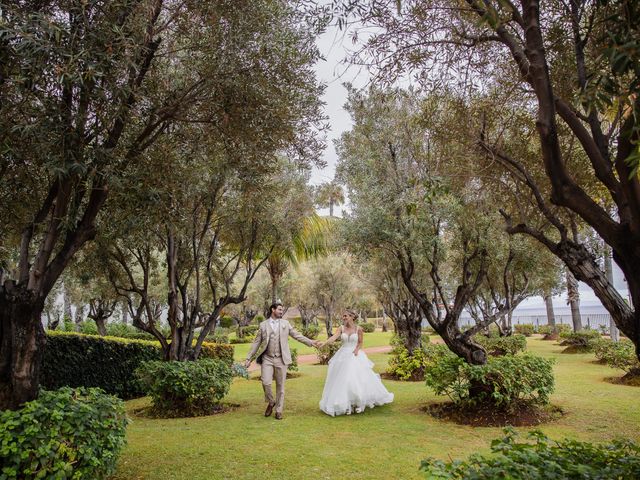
74, 304, 85, 331
566, 270, 583, 331
381, 308, 388, 332
604, 246, 619, 342
544, 293, 556, 330
121, 301, 129, 324
436, 319, 487, 366
94, 316, 108, 336
63, 285, 72, 322
324, 306, 333, 337
0, 284, 47, 410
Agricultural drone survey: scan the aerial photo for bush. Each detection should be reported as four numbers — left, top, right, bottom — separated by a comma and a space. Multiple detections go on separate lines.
474, 334, 527, 356
42, 331, 233, 399
387, 343, 449, 381
360, 322, 376, 333
514, 324, 535, 336
0, 387, 128, 479
208, 333, 230, 344
425, 354, 555, 408
230, 335, 255, 344
316, 342, 342, 365
537, 324, 571, 336
559, 329, 602, 352
136, 359, 233, 417
218, 315, 235, 328
79, 319, 99, 335
420, 429, 640, 479
288, 348, 299, 372
255, 314, 265, 323
594, 339, 640, 373
105, 322, 157, 340
241, 325, 259, 336
302, 324, 321, 339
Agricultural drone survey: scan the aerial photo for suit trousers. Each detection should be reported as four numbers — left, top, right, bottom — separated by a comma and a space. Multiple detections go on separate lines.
260, 354, 287, 414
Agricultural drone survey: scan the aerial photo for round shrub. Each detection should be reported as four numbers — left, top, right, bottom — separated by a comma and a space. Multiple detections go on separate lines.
0, 387, 128, 480
136, 359, 233, 417
302, 324, 320, 339
387, 343, 449, 381
218, 315, 235, 328
594, 339, 640, 374
255, 314, 265, 323
241, 325, 259, 336
514, 324, 535, 336
421, 429, 640, 479
230, 335, 255, 344
359, 322, 376, 333
474, 334, 527, 356
425, 353, 555, 408
559, 329, 602, 352
288, 348, 299, 372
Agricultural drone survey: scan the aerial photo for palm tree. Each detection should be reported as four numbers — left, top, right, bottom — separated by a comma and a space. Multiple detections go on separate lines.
314, 181, 345, 217
267, 213, 334, 306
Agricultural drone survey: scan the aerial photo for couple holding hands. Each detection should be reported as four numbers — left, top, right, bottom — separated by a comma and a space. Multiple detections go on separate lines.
244, 302, 393, 419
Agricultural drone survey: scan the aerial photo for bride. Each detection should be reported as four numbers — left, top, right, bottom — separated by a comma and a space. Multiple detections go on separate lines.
318, 309, 394, 416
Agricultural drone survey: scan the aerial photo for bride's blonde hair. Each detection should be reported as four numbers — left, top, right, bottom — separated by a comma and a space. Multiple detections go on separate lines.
344, 309, 359, 322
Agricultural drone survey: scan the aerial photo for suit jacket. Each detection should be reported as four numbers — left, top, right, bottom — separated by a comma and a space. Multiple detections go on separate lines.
246, 318, 314, 365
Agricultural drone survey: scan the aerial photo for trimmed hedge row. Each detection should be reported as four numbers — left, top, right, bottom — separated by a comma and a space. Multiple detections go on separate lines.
42, 331, 234, 399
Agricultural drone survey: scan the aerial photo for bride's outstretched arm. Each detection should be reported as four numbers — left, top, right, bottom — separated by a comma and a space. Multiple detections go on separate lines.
319, 327, 341, 347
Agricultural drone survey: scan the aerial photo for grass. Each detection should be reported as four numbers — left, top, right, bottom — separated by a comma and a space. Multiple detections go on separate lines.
111, 335, 640, 480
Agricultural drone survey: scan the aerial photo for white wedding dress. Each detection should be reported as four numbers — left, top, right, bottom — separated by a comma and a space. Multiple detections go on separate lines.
319, 327, 394, 416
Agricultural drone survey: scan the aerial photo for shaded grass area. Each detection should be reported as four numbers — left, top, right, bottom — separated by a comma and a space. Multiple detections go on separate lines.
112, 336, 640, 480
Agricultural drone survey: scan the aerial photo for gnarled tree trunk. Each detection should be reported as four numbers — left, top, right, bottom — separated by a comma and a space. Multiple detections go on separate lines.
0, 283, 46, 410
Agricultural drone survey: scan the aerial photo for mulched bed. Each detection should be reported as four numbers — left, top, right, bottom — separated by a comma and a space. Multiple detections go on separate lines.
605, 372, 640, 387
422, 401, 564, 427
132, 402, 240, 419
560, 345, 592, 354
380, 371, 425, 382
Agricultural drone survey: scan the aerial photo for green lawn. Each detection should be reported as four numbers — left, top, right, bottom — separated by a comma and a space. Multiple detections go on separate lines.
112, 336, 640, 480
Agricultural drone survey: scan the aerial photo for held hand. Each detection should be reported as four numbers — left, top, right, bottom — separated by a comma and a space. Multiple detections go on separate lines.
315, 341, 324, 348
353, 349, 359, 356
243, 359, 251, 368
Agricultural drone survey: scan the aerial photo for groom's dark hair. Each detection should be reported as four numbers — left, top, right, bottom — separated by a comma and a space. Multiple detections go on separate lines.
269, 302, 283, 315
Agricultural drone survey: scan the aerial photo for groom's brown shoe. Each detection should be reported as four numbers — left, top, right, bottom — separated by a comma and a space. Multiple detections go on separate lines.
275, 412, 283, 420
264, 403, 275, 417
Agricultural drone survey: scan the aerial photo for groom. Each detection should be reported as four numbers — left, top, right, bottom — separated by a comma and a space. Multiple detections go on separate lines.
244, 302, 319, 420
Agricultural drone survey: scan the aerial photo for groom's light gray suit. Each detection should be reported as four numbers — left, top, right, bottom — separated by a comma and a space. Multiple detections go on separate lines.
246, 318, 314, 415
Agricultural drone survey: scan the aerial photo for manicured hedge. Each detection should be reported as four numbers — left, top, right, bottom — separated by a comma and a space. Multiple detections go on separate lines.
0, 387, 127, 480
42, 331, 233, 399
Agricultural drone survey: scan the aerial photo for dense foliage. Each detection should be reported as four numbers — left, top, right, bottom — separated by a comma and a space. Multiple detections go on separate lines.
136, 359, 233, 417
514, 324, 535, 337
41, 332, 233, 399
474, 334, 527, 356
559, 330, 602, 352
316, 342, 342, 365
359, 322, 376, 333
420, 429, 640, 480
425, 354, 555, 408
594, 339, 640, 374
0, 387, 127, 479
387, 343, 450, 381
